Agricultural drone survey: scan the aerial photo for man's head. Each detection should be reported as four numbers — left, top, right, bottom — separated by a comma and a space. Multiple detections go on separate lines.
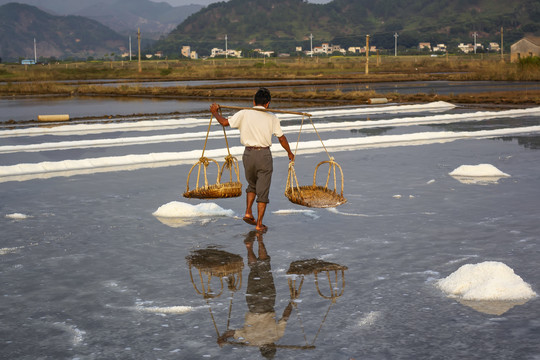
254, 87, 271, 107
259, 344, 277, 359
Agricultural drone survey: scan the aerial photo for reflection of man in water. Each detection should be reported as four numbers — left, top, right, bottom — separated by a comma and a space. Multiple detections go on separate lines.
218, 231, 293, 358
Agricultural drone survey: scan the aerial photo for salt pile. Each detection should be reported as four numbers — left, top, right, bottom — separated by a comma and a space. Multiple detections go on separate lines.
5, 213, 29, 220
438, 261, 536, 301
449, 164, 510, 185
152, 201, 234, 218
437, 261, 536, 314
152, 201, 234, 228
273, 209, 319, 219
139, 306, 192, 314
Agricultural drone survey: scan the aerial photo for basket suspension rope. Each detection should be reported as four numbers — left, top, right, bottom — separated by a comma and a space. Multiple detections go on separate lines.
285, 110, 346, 207
184, 110, 242, 199
195, 115, 219, 189
219, 107, 236, 184
287, 113, 307, 201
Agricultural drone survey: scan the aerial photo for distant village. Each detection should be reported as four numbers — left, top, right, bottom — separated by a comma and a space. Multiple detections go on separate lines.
127, 41, 504, 61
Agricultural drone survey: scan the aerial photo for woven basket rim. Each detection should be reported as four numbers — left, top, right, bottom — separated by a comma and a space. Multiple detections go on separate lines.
285, 185, 347, 208
184, 181, 242, 199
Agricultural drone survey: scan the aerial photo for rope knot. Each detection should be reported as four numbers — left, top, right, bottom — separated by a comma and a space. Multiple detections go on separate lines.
199, 157, 210, 167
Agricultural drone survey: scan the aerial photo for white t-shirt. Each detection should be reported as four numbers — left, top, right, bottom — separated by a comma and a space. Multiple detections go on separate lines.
228, 106, 284, 147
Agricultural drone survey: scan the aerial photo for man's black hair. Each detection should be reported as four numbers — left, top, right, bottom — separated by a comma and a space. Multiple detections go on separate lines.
254, 87, 271, 106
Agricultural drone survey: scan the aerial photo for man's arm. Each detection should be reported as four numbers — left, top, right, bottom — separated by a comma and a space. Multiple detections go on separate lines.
278, 135, 295, 162
210, 103, 230, 127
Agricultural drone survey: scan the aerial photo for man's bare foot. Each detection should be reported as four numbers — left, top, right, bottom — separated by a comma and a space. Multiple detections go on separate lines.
242, 215, 256, 226
256, 224, 268, 233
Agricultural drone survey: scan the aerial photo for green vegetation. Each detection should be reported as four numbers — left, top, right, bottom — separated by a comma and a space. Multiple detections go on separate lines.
1, 54, 538, 82
1, 55, 539, 105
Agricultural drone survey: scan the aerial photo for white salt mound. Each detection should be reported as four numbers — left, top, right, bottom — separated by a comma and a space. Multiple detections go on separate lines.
273, 209, 319, 219
5, 213, 29, 220
140, 306, 192, 314
437, 261, 537, 301
449, 164, 510, 178
152, 201, 234, 218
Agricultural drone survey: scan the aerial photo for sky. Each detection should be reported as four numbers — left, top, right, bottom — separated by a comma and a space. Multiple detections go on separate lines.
157, 0, 332, 6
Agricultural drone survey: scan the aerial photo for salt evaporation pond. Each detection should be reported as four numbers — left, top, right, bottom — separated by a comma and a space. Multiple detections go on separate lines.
1, 101, 539, 359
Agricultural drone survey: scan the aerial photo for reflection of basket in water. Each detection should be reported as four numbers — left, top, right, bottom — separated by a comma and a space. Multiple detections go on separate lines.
287, 259, 348, 302
186, 248, 244, 299
287, 258, 348, 276
285, 159, 347, 208
186, 248, 244, 339
283, 259, 348, 349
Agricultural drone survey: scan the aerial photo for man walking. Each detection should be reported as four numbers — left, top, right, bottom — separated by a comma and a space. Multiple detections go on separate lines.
210, 88, 294, 233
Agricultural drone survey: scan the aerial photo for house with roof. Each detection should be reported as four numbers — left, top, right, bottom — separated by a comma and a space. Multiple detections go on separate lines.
433, 44, 447, 52
511, 36, 540, 62
418, 42, 431, 51
489, 42, 500, 52
458, 43, 474, 53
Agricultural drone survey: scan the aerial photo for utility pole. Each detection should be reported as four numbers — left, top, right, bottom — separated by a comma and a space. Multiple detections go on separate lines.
34, 38, 37, 63
225, 34, 228, 59
310, 33, 313, 58
365, 34, 370, 74
500, 27, 504, 62
137, 28, 141, 73
394, 32, 398, 57
472, 32, 478, 54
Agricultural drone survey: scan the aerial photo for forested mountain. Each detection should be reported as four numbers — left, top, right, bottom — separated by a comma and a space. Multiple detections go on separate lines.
155, 0, 540, 56
0, 0, 203, 39
72, 0, 203, 39
0, 3, 125, 60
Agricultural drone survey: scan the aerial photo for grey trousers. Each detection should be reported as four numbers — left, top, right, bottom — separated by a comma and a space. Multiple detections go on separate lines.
242, 147, 273, 203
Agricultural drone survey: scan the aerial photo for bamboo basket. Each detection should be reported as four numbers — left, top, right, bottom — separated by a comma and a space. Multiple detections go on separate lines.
183, 155, 242, 199
285, 159, 347, 208
183, 110, 242, 199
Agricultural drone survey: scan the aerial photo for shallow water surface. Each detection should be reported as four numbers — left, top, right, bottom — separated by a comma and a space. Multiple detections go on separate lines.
1, 103, 539, 359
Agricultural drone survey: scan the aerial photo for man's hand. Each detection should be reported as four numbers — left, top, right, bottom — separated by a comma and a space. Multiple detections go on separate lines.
210, 103, 230, 127
210, 103, 220, 114
288, 153, 295, 162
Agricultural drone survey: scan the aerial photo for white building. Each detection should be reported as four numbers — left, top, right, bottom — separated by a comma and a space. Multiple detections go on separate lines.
181, 46, 191, 58
433, 44, 447, 52
211, 48, 242, 58
489, 42, 500, 52
458, 43, 474, 53
419, 42, 431, 51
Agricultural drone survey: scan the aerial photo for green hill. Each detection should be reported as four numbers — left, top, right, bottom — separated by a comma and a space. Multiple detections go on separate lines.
155, 0, 540, 56
0, 3, 126, 61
